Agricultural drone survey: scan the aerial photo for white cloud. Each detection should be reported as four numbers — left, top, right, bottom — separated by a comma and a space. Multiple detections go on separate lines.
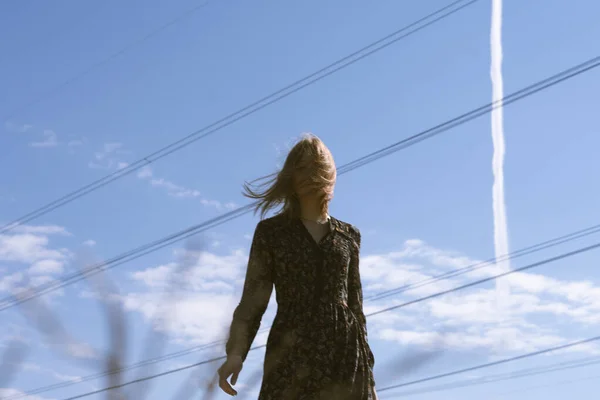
131, 263, 175, 288
82, 240, 96, 247
88, 142, 130, 169
0, 225, 70, 300
378, 325, 568, 354
20, 362, 43, 372
363, 239, 600, 356
137, 165, 153, 179
9, 225, 71, 236
93, 142, 124, 160
150, 178, 201, 198
122, 291, 240, 345
360, 251, 458, 297
132, 249, 246, 290
65, 342, 97, 359
28, 275, 59, 288
136, 166, 200, 198
0, 272, 24, 293
4, 122, 33, 133
30, 130, 58, 148
0, 233, 69, 264
0, 388, 51, 400
136, 166, 237, 209
52, 372, 82, 383
123, 247, 250, 344
19, 362, 82, 384
29, 259, 64, 275
119, 236, 600, 363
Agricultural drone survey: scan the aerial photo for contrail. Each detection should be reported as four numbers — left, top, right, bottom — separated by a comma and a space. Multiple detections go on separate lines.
490, 0, 511, 303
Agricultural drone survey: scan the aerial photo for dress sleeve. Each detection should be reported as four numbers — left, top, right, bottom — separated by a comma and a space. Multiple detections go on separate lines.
225, 221, 274, 361
347, 229, 375, 370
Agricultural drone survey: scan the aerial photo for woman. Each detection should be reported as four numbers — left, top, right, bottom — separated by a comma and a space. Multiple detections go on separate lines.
218, 134, 377, 399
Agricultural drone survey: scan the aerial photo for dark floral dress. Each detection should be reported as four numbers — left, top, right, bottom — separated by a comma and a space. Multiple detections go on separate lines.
226, 214, 376, 400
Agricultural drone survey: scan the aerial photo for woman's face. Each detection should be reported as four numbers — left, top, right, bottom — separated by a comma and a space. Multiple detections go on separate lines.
291, 150, 336, 200
292, 166, 335, 199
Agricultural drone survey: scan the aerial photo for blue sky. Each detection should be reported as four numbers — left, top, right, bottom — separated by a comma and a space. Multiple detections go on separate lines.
1, 0, 600, 399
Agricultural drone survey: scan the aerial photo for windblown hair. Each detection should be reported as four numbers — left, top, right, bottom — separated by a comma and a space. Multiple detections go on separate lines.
243, 133, 336, 220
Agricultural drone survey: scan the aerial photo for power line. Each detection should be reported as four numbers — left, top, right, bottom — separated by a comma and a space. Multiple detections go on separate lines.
1, 335, 234, 400
1, 53, 598, 312
0, 204, 255, 311
41, 241, 600, 400
0, 0, 480, 235
365, 240, 600, 317
2, 0, 211, 122
490, 372, 600, 398
382, 355, 600, 397
60, 346, 266, 400
377, 335, 600, 393
365, 222, 600, 301
336, 55, 600, 174
8, 2, 105, 61
9, 220, 600, 399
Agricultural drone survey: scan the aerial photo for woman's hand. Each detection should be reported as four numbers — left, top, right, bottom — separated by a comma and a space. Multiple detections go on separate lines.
218, 355, 243, 396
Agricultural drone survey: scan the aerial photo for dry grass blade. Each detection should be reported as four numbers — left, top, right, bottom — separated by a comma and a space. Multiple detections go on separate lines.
127, 237, 205, 399
14, 287, 100, 371
0, 340, 28, 389
7, 253, 128, 400
175, 323, 233, 399
375, 329, 448, 396
199, 375, 219, 400
170, 365, 211, 400
101, 280, 127, 400
389, 347, 445, 378
73, 250, 129, 400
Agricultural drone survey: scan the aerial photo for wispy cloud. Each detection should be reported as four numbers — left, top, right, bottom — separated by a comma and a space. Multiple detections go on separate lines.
136, 166, 237, 209
30, 130, 58, 148
66, 137, 87, 154
88, 142, 130, 169
0, 388, 50, 400
23, 362, 83, 384
148, 179, 201, 199
29, 259, 64, 275
8, 224, 71, 236
4, 122, 33, 134
137, 166, 200, 198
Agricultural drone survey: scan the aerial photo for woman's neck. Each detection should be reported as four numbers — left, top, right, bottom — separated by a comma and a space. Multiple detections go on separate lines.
298, 196, 328, 222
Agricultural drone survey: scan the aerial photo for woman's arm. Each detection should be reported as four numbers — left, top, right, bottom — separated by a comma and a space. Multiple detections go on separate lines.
225, 221, 274, 361
347, 228, 376, 372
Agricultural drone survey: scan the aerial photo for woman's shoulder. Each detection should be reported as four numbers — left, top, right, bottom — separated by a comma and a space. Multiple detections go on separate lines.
255, 213, 289, 236
258, 213, 287, 227
331, 216, 361, 244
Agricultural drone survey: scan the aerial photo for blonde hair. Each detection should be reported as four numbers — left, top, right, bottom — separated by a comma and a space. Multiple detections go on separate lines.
243, 133, 336, 219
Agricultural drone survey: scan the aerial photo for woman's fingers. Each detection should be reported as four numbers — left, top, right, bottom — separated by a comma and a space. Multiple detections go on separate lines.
219, 376, 238, 396
231, 370, 239, 385
218, 362, 240, 396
